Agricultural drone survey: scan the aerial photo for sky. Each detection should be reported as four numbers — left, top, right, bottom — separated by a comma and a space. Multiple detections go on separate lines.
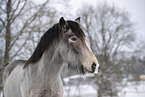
67, 0, 145, 42
37, 0, 145, 42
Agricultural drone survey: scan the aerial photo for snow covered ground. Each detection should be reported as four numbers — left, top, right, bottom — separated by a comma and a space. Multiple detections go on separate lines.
119, 81, 145, 97
1, 81, 145, 97
64, 81, 145, 97
0, 92, 3, 97
64, 85, 96, 97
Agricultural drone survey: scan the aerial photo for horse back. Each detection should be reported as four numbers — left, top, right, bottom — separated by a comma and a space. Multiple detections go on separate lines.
3, 60, 26, 85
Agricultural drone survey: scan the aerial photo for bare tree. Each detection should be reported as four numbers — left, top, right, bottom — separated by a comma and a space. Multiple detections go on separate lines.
78, 2, 135, 97
0, 0, 62, 92
126, 42, 145, 81
0, 0, 58, 66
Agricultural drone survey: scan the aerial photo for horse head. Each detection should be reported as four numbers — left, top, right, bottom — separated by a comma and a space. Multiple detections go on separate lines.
58, 17, 99, 74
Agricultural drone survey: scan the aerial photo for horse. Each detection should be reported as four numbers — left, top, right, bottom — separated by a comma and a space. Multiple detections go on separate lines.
3, 17, 99, 97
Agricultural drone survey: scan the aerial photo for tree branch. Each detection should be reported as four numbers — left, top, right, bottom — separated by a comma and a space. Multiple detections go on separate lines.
9, 0, 49, 51
10, 0, 27, 24
0, 17, 5, 33
0, 5, 6, 13
10, 0, 21, 20
9, 31, 31, 61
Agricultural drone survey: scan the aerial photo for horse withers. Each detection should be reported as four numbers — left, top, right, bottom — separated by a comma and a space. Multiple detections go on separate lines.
3, 17, 99, 97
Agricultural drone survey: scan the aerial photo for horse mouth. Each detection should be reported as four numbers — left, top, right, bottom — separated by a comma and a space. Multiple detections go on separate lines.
84, 67, 95, 74
80, 65, 96, 74
68, 64, 98, 75
83, 64, 99, 74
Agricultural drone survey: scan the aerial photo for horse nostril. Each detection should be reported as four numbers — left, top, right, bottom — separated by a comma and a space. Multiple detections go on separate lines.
91, 62, 96, 72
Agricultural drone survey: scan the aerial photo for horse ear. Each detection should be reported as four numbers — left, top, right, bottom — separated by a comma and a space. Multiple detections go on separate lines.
75, 17, 81, 24
59, 17, 66, 28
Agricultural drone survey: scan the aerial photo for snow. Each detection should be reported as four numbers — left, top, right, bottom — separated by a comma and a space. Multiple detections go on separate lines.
63, 74, 95, 83
63, 74, 97, 97
119, 81, 145, 97
64, 85, 96, 97
64, 81, 145, 97
0, 91, 3, 97
1, 81, 145, 97
63, 74, 145, 97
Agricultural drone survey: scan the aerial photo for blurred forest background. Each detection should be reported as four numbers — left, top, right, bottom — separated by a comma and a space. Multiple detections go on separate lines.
0, 0, 145, 97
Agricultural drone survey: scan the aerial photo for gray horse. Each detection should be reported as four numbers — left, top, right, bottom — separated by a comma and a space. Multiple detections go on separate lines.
3, 17, 99, 97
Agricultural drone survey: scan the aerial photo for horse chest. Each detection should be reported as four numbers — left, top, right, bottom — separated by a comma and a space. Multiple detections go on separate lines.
27, 77, 63, 97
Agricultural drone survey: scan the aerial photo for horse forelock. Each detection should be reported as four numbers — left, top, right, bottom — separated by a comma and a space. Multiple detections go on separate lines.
67, 21, 85, 41
24, 21, 85, 68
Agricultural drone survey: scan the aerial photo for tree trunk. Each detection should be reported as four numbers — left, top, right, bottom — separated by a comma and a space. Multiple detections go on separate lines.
97, 74, 104, 97
4, 0, 12, 66
98, 83, 103, 97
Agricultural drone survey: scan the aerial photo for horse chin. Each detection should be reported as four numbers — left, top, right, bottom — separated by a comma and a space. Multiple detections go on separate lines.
80, 65, 94, 75
84, 68, 95, 74
83, 66, 98, 75
68, 63, 98, 75
67, 64, 86, 74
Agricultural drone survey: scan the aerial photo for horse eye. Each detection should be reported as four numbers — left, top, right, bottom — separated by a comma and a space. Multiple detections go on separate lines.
71, 37, 77, 41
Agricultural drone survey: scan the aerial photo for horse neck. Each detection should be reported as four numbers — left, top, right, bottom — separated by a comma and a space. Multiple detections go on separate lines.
36, 43, 64, 80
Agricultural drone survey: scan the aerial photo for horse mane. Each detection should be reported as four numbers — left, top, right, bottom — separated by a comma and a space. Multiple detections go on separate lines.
24, 21, 85, 68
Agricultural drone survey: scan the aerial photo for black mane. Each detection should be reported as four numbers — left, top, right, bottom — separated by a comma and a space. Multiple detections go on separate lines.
24, 21, 85, 68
